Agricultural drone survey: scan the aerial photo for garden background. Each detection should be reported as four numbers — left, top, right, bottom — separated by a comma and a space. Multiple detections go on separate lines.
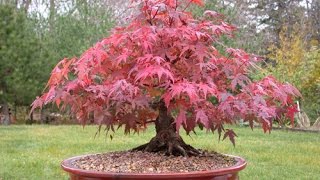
0, 0, 319, 179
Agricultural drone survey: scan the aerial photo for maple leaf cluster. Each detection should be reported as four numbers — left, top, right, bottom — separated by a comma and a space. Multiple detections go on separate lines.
31, 0, 300, 144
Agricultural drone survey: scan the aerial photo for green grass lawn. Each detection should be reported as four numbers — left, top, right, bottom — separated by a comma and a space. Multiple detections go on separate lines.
0, 125, 319, 180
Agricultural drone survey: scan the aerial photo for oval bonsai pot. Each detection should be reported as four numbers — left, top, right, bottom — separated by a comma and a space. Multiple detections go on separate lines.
61, 154, 247, 180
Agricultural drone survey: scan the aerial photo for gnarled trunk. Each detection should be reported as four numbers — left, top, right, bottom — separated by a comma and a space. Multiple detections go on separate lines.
132, 100, 201, 156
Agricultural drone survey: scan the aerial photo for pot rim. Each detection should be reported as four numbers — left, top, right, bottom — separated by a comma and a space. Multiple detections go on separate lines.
61, 153, 247, 178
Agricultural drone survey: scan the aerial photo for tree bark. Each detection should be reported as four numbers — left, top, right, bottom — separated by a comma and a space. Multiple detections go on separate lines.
76, 0, 88, 26
132, 100, 201, 156
49, 0, 55, 31
0, 102, 11, 125
22, 0, 31, 13
26, 107, 33, 125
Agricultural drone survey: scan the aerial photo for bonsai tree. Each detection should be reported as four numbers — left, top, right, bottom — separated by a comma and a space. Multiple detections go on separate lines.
31, 0, 300, 156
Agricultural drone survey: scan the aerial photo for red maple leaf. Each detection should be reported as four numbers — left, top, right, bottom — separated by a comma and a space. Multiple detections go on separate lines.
190, 0, 204, 6
31, 0, 301, 146
286, 105, 299, 127
223, 129, 237, 146
176, 109, 187, 131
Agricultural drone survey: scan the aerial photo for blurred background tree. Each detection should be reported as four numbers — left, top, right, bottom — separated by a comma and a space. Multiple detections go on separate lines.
0, 0, 117, 124
258, 25, 319, 122
193, 0, 319, 123
0, 0, 318, 125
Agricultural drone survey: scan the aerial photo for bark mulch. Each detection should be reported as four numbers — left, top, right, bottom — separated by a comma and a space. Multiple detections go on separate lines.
73, 150, 236, 173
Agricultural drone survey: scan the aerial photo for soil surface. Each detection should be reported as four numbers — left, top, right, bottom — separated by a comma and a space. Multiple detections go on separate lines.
73, 151, 237, 173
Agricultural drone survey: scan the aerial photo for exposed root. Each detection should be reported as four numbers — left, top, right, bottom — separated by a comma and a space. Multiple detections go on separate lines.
131, 143, 148, 151
132, 100, 204, 157
131, 130, 203, 157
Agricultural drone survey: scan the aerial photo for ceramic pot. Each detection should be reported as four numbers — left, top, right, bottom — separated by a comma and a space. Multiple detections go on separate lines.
61, 154, 246, 180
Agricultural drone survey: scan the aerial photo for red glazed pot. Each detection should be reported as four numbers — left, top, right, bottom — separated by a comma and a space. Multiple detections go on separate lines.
61, 154, 246, 180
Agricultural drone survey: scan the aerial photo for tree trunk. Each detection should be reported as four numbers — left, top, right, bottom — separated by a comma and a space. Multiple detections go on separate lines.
49, 0, 55, 32
76, 0, 88, 26
132, 100, 201, 156
26, 107, 33, 125
0, 103, 11, 125
12, 103, 17, 124
22, 0, 31, 13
